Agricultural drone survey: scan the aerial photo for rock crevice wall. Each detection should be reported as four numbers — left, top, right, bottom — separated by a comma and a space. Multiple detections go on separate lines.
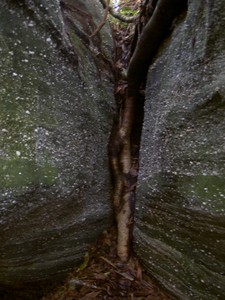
0, 0, 114, 297
134, 0, 225, 299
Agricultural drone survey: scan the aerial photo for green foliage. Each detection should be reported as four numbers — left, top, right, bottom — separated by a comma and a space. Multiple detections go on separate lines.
119, 0, 139, 16
110, 0, 140, 18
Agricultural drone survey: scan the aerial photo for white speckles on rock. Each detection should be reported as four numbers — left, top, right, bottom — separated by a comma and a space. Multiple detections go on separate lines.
135, 0, 225, 299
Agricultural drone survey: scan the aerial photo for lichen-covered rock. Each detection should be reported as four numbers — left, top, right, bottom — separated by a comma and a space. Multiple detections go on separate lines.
134, 0, 225, 299
0, 0, 114, 295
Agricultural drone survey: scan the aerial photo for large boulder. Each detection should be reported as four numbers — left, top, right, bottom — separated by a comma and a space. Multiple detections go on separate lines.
134, 0, 225, 299
0, 0, 114, 297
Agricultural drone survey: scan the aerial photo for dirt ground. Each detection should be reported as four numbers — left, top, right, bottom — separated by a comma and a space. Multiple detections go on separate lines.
42, 227, 171, 300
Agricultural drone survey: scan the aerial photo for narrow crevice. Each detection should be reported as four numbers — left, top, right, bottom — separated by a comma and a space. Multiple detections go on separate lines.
108, 0, 188, 262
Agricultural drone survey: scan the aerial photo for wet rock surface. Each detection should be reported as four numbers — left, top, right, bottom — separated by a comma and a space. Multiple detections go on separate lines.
0, 0, 114, 296
134, 1, 225, 299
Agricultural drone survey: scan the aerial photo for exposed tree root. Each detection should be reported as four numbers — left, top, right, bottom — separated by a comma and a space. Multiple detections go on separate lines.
108, 0, 187, 261
42, 227, 171, 300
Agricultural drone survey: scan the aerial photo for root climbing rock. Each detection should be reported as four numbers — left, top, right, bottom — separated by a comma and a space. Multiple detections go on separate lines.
108, 0, 187, 262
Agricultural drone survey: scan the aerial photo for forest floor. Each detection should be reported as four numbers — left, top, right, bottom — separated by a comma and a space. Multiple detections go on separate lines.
42, 227, 171, 300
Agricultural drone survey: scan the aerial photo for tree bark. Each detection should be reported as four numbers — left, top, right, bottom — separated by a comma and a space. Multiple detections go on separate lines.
109, 0, 187, 262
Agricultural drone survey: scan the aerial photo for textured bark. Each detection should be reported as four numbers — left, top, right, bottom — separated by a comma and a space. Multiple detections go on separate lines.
109, 0, 187, 261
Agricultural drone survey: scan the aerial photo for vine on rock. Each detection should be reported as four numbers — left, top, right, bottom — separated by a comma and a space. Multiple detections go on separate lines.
107, 0, 187, 261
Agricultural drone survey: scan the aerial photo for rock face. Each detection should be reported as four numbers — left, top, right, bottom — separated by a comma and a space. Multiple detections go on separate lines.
134, 0, 225, 299
0, 0, 114, 296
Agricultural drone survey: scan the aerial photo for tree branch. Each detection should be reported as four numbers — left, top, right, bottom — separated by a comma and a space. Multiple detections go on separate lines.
127, 0, 187, 90
99, 0, 138, 23
91, 0, 110, 37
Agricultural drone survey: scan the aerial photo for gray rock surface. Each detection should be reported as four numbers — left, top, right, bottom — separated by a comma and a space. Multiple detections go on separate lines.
134, 0, 225, 299
0, 0, 114, 294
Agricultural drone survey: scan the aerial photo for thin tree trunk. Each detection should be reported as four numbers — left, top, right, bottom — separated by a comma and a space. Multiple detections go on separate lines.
109, 0, 187, 262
